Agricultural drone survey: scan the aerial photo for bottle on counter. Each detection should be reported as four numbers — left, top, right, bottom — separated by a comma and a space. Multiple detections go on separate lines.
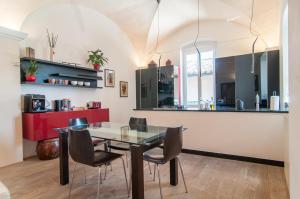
270, 91, 280, 111
199, 98, 205, 110
256, 93, 260, 110
210, 97, 215, 110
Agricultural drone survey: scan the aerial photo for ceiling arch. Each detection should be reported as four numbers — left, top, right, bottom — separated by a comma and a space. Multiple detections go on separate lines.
0, 0, 283, 58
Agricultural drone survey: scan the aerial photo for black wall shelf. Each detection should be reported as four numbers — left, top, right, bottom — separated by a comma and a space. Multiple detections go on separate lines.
20, 57, 103, 89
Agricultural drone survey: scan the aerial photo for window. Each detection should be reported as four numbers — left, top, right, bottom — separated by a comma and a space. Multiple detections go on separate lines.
181, 43, 215, 107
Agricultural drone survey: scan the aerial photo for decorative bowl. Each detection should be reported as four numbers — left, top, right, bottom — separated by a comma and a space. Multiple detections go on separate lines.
71, 81, 78, 86
78, 81, 84, 86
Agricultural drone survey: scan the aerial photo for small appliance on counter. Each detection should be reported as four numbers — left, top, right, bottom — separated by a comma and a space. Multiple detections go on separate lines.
24, 94, 47, 113
87, 101, 101, 109
236, 98, 245, 110
54, 100, 63, 111
54, 99, 71, 111
270, 91, 280, 111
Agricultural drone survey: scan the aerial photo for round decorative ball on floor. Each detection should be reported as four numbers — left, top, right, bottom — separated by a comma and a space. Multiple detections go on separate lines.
36, 138, 59, 160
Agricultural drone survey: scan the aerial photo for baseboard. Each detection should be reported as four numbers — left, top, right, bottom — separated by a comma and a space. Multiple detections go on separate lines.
181, 148, 284, 167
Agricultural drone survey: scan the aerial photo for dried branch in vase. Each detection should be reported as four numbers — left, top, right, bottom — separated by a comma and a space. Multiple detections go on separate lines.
46, 29, 58, 48
46, 29, 58, 61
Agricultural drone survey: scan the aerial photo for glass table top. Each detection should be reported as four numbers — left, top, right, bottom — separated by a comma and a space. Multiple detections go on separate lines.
55, 122, 169, 146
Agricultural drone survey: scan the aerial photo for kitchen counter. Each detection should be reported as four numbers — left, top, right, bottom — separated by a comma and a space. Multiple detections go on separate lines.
133, 107, 288, 113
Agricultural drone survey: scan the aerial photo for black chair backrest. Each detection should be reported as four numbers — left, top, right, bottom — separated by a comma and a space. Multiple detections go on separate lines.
69, 129, 95, 166
68, 117, 88, 129
129, 117, 147, 132
163, 126, 183, 162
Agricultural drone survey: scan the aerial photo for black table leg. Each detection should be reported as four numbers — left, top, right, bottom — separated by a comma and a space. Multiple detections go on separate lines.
170, 158, 178, 186
59, 130, 69, 185
130, 145, 144, 199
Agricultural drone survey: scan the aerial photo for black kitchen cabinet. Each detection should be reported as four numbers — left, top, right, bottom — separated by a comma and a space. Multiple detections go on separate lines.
136, 66, 175, 109
137, 67, 158, 108
158, 66, 175, 107
215, 50, 280, 109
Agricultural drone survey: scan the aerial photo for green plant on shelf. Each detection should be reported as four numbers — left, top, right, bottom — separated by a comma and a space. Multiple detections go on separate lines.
88, 49, 108, 70
26, 59, 38, 76
24, 59, 38, 82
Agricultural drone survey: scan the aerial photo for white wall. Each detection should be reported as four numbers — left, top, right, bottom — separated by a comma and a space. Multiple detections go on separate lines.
288, 0, 300, 198
17, 5, 138, 159
134, 111, 287, 161
0, 29, 25, 167
279, 0, 290, 189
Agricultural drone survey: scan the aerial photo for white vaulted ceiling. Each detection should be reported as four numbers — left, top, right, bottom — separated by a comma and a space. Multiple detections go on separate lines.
0, 0, 283, 56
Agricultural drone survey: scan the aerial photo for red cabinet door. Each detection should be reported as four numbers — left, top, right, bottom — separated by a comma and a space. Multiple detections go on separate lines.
90, 108, 109, 123
23, 109, 110, 141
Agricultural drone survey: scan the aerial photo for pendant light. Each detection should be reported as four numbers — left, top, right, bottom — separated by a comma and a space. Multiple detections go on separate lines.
250, 0, 259, 74
155, 0, 162, 81
194, 0, 201, 77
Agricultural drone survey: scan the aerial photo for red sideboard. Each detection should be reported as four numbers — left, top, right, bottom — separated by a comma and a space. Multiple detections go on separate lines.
22, 109, 109, 141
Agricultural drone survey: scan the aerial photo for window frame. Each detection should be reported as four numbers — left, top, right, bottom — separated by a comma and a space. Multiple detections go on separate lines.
181, 41, 216, 107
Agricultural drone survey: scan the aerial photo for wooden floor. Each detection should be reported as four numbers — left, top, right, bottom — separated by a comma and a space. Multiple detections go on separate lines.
0, 154, 289, 199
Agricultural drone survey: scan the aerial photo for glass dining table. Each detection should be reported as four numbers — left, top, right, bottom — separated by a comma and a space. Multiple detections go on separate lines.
55, 122, 181, 199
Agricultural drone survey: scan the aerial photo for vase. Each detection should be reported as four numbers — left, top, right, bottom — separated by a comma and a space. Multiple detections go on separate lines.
50, 47, 55, 61
36, 138, 59, 160
26, 75, 36, 82
93, 63, 100, 70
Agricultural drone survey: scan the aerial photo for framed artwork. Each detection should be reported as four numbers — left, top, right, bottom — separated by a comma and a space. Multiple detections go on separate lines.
104, 69, 115, 87
120, 81, 128, 97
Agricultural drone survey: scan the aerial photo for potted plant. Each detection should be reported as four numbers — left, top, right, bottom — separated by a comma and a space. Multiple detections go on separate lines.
25, 59, 38, 82
88, 49, 108, 70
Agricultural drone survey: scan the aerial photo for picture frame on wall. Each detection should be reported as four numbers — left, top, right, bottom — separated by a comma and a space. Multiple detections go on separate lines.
104, 69, 115, 87
120, 81, 128, 97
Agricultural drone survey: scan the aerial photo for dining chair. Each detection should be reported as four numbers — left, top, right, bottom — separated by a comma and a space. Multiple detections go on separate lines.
107, 117, 152, 195
108, 117, 148, 151
68, 129, 129, 199
68, 117, 105, 146
107, 117, 151, 171
68, 117, 111, 178
143, 126, 188, 199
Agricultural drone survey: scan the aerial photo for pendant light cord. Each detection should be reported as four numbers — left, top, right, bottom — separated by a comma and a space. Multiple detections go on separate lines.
155, 2, 160, 54
250, 0, 258, 74
155, 1, 162, 67
194, 0, 201, 77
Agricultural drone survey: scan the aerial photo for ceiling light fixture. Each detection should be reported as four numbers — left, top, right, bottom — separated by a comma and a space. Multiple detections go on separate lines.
226, 16, 240, 22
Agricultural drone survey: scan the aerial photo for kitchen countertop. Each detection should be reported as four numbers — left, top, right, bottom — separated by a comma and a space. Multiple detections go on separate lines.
133, 107, 289, 113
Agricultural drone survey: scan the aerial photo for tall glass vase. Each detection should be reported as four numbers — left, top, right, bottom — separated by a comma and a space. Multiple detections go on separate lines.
50, 47, 55, 61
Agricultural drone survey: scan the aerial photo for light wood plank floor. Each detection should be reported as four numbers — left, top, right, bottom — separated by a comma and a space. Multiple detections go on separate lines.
0, 154, 289, 199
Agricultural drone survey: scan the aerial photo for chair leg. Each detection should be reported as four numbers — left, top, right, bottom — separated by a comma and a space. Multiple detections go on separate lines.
177, 158, 188, 193
69, 162, 78, 199
83, 165, 87, 184
128, 158, 132, 195
153, 164, 156, 181
125, 152, 129, 168
157, 164, 163, 199
121, 157, 130, 197
148, 161, 152, 174
104, 164, 108, 180
97, 166, 102, 199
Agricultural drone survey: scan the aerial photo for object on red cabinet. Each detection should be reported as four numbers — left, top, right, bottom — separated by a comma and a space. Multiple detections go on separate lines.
87, 101, 101, 109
